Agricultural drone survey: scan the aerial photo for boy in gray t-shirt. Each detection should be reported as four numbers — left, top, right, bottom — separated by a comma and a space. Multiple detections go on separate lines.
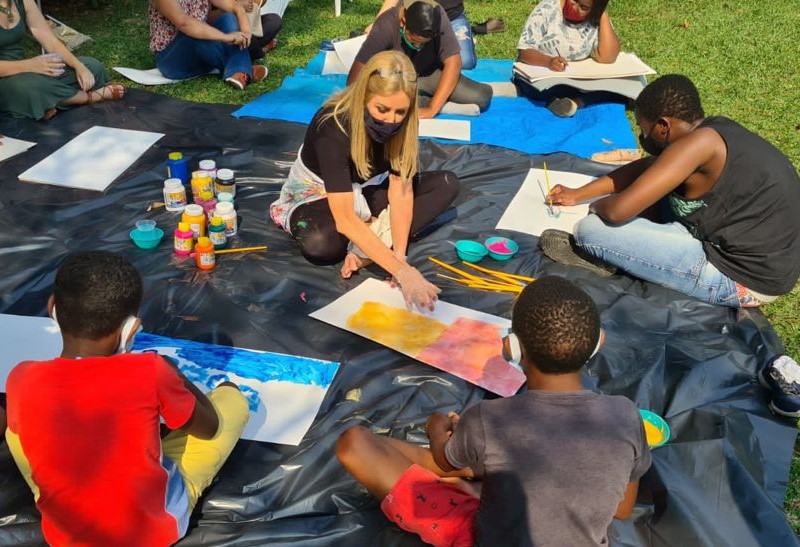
337, 276, 651, 546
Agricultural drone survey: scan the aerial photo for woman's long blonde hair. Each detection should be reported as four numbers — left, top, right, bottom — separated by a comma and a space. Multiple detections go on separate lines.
321, 51, 419, 181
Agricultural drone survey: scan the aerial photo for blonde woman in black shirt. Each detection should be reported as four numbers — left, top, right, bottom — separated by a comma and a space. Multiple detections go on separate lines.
270, 50, 460, 310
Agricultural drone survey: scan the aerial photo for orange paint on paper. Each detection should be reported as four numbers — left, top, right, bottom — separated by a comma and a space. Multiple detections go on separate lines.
346, 301, 448, 356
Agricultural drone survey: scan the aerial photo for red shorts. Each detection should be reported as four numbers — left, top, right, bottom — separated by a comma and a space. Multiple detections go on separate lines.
381, 464, 478, 547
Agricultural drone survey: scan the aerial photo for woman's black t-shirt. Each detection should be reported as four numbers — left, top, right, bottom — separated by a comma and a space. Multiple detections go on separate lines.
300, 108, 391, 193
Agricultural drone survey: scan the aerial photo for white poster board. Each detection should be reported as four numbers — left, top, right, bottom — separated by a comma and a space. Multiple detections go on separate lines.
0, 136, 36, 163
419, 119, 471, 141
513, 52, 655, 82
0, 314, 339, 446
496, 168, 597, 236
18, 126, 164, 191
322, 34, 367, 74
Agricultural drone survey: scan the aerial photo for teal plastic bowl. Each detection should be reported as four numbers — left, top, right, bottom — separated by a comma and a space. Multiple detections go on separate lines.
455, 239, 488, 263
484, 236, 519, 261
130, 227, 164, 250
639, 409, 671, 448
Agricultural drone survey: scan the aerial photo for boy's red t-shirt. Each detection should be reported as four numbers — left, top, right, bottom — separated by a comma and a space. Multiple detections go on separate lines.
5, 352, 197, 547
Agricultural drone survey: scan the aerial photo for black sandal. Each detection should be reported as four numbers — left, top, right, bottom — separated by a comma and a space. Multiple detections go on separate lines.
471, 18, 505, 35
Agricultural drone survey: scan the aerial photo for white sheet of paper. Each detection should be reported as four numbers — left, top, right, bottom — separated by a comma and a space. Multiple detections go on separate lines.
261, 0, 291, 16
331, 34, 367, 74
0, 314, 339, 446
496, 168, 596, 236
113, 67, 218, 85
419, 119, 471, 141
311, 278, 510, 328
513, 52, 655, 82
18, 126, 164, 192
0, 136, 36, 163
321, 50, 349, 75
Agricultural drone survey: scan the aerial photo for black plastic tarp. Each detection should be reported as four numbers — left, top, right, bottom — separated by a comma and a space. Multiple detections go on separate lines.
0, 91, 797, 546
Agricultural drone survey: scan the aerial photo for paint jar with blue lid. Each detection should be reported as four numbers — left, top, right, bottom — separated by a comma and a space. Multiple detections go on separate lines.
167, 152, 189, 184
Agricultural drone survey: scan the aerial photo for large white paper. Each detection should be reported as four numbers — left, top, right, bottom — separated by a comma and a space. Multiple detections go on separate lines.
419, 119, 471, 141
517, 73, 648, 100
496, 168, 597, 236
513, 52, 655, 82
261, 0, 291, 17
321, 34, 367, 75
0, 136, 36, 163
0, 314, 340, 446
18, 126, 164, 192
310, 278, 525, 397
113, 67, 218, 85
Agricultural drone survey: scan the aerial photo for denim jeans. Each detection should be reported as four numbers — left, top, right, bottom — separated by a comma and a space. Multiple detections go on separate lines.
155, 13, 251, 80
574, 214, 748, 307
449, 14, 476, 70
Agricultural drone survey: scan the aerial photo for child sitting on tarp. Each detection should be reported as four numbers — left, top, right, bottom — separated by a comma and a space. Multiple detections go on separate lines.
516, 0, 620, 117
336, 276, 651, 546
349, 0, 492, 118
3, 251, 249, 547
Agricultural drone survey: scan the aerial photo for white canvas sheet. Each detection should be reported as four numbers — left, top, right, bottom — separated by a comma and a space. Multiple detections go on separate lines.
513, 52, 655, 82
18, 126, 164, 192
0, 136, 36, 163
0, 314, 339, 446
112, 67, 218, 85
261, 0, 291, 17
321, 34, 367, 74
496, 168, 597, 236
419, 119, 471, 141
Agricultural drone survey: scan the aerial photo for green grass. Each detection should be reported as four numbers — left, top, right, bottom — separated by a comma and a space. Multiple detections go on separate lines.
36, 0, 800, 532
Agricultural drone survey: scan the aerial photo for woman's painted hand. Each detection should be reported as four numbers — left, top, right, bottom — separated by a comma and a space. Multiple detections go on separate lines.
27, 54, 65, 77
394, 264, 441, 312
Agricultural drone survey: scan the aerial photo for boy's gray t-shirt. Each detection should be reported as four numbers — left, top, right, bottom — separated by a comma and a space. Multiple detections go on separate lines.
445, 390, 651, 546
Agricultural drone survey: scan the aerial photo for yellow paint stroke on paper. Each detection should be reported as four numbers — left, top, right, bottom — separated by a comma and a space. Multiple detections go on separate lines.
346, 301, 448, 356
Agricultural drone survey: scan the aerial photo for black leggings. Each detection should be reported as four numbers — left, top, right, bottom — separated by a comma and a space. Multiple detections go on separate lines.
289, 170, 460, 265
249, 14, 282, 61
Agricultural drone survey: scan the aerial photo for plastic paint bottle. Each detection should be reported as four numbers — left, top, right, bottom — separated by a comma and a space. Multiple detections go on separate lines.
167, 152, 189, 184
214, 201, 238, 236
174, 222, 194, 255
163, 178, 187, 212
196, 191, 218, 220
181, 204, 206, 238
208, 217, 228, 249
217, 191, 234, 205
195, 237, 216, 271
215, 168, 236, 197
191, 171, 214, 201
199, 159, 217, 181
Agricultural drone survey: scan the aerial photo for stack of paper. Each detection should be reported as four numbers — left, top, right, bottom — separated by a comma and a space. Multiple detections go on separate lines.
513, 52, 656, 100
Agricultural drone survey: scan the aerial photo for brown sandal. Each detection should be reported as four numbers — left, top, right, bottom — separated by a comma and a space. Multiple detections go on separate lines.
86, 83, 125, 104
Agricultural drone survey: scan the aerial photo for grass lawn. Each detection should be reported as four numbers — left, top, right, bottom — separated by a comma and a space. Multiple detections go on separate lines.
35, 0, 800, 532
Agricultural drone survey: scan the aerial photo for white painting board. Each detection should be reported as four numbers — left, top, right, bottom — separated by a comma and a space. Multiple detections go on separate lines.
0, 314, 339, 446
0, 136, 36, 163
310, 278, 525, 397
328, 34, 367, 74
496, 168, 596, 236
18, 126, 164, 191
113, 67, 218, 85
321, 50, 349, 75
513, 52, 655, 82
419, 119, 471, 141
261, 0, 291, 17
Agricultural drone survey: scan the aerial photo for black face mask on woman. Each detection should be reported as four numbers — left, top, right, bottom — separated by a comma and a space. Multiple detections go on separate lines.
638, 122, 670, 156
364, 110, 404, 143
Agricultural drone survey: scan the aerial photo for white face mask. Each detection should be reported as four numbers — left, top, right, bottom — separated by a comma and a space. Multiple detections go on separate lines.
51, 305, 140, 354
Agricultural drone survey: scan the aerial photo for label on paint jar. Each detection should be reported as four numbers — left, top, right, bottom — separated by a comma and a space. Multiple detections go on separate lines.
199, 252, 215, 267
209, 231, 226, 247
189, 223, 203, 238
174, 236, 193, 254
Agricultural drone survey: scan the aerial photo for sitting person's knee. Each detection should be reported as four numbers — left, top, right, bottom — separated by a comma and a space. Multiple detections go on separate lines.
573, 214, 606, 247
296, 230, 348, 265
475, 84, 493, 112
336, 426, 371, 466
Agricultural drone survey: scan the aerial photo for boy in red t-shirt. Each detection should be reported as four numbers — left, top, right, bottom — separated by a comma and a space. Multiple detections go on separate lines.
4, 251, 249, 547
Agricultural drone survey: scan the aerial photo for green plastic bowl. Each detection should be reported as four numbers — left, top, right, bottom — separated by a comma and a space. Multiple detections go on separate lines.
484, 236, 519, 261
455, 239, 488, 263
639, 409, 671, 448
130, 227, 164, 250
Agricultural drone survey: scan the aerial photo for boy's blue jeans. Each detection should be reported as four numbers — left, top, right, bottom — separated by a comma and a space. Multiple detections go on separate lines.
450, 14, 476, 70
155, 13, 251, 80
574, 214, 746, 307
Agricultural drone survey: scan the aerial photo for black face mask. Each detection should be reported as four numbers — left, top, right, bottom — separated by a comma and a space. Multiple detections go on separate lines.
638, 123, 669, 156
364, 110, 404, 143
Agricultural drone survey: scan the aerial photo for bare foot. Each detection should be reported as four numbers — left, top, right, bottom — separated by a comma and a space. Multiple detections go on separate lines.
341, 252, 373, 279
86, 83, 125, 104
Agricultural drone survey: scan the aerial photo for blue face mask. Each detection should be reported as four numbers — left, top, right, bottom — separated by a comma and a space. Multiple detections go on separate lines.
400, 27, 423, 51
364, 110, 404, 143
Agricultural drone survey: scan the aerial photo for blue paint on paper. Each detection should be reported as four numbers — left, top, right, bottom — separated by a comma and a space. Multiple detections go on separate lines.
133, 333, 339, 387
